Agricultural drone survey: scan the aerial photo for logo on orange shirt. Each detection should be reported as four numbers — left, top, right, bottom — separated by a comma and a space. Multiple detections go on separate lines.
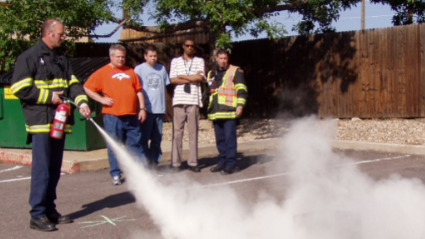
112, 73, 130, 81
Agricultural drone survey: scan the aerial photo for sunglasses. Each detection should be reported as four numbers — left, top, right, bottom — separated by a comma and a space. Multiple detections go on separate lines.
184, 44, 195, 48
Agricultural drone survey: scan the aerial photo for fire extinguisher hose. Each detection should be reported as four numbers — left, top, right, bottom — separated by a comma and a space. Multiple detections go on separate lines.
60, 96, 94, 124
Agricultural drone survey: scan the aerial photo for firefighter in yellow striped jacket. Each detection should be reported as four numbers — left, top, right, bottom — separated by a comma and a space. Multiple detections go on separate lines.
10, 19, 90, 231
207, 49, 248, 175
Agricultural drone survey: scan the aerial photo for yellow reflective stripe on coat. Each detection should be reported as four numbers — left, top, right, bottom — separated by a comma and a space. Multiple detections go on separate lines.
234, 83, 247, 92
69, 75, 79, 86
75, 95, 88, 105
237, 98, 246, 105
37, 89, 49, 104
25, 124, 72, 133
208, 111, 238, 120
217, 65, 238, 107
217, 95, 237, 107
34, 79, 69, 89
11, 78, 33, 94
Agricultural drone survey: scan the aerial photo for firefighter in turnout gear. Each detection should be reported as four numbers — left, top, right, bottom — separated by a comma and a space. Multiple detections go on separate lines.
10, 19, 91, 232
207, 49, 248, 175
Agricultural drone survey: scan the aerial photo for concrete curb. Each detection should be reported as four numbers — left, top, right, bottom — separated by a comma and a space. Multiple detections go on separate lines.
331, 140, 425, 155
2, 139, 425, 174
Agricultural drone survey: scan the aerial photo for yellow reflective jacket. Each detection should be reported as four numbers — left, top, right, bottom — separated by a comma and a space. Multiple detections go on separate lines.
206, 64, 248, 120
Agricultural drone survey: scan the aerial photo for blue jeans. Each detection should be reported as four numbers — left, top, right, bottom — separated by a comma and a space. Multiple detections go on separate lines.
213, 119, 237, 169
140, 112, 164, 164
29, 133, 65, 219
103, 114, 144, 178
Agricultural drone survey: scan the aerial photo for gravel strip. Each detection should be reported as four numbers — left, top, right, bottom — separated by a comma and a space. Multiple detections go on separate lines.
162, 118, 425, 145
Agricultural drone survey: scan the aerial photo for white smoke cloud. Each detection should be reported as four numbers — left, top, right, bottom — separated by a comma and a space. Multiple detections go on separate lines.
94, 116, 425, 239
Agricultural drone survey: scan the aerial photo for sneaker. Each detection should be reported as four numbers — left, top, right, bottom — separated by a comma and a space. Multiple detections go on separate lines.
112, 176, 121, 186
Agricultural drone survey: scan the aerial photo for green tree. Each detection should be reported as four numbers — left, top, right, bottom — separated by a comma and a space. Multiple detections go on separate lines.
372, 0, 425, 25
2, 0, 425, 71
0, 0, 118, 71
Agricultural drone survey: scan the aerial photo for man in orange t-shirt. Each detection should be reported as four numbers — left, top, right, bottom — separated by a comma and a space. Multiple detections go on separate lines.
84, 44, 146, 186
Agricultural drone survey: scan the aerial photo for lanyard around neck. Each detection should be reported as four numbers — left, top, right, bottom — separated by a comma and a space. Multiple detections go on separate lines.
183, 58, 193, 76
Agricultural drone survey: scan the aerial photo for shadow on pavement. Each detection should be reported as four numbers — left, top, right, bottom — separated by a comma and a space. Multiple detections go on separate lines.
67, 191, 135, 220
196, 152, 274, 171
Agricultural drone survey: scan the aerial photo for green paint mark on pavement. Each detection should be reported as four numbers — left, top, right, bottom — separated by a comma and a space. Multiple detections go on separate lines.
77, 215, 136, 228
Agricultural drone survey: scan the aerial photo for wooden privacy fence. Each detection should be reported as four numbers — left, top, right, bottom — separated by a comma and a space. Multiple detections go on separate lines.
231, 23, 425, 118
75, 23, 425, 119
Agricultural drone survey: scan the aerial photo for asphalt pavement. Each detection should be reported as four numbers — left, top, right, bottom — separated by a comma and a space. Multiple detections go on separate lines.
1, 149, 425, 239
2, 137, 425, 174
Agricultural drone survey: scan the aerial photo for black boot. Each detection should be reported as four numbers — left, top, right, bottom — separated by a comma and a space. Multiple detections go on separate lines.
187, 165, 201, 173
210, 165, 225, 173
220, 167, 239, 175
46, 211, 73, 224
29, 216, 57, 231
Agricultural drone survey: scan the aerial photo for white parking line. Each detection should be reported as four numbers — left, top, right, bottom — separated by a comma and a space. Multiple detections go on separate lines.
0, 176, 32, 184
0, 165, 23, 174
0, 173, 66, 184
186, 154, 411, 189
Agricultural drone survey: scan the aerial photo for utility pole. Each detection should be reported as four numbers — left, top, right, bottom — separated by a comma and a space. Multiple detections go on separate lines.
361, 0, 365, 30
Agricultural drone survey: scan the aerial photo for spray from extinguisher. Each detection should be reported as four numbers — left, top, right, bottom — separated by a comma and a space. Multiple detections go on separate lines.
50, 98, 93, 139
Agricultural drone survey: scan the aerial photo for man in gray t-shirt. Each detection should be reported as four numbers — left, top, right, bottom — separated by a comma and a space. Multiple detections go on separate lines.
134, 45, 170, 166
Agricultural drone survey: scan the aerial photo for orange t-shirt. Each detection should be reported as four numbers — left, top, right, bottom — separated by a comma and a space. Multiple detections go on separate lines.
84, 64, 142, 116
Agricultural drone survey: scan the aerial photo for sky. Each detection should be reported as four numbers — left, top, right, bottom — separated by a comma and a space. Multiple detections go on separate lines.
93, 1, 396, 43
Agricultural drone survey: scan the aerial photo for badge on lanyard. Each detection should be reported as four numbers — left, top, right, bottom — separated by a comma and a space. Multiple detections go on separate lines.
208, 77, 215, 86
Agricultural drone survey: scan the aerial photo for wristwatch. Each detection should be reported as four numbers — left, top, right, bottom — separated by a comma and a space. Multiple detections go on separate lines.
140, 108, 147, 111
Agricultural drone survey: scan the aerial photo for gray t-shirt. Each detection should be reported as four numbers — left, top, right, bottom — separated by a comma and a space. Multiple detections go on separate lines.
134, 63, 170, 114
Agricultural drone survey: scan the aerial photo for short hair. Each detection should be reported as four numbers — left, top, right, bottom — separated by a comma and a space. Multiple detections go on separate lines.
215, 49, 229, 57
183, 37, 195, 45
144, 45, 157, 55
109, 44, 126, 56
41, 19, 62, 37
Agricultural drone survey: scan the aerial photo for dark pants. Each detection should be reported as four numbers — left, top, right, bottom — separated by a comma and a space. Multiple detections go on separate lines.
29, 133, 65, 219
213, 119, 237, 169
103, 114, 144, 178
140, 112, 164, 164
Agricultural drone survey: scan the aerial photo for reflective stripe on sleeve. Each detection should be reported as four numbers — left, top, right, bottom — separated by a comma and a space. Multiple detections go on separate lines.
237, 98, 246, 105
34, 79, 69, 89
234, 83, 247, 92
69, 75, 80, 85
11, 78, 33, 94
36, 89, 49, 104
207, 111, 238, 120
75, 95, 88, 105
25, 124, 72, 133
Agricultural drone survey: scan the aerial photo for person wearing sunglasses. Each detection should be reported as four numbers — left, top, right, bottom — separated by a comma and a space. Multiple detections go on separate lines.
169, 38, 206, 172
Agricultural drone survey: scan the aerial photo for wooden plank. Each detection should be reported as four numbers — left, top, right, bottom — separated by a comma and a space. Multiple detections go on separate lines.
380, 27, 387, 117
407, 25, 417, 116
405, 25, 412, 116
373, 28, 381, 118
420, 24, 425, 116
390, 26, 397, 117
347, 32, 356, 118
353, 30, 362, 117
366, 29, 373, 117
398, 26, 406, 117
413, 24, 421, 116
360, 30, 367, 117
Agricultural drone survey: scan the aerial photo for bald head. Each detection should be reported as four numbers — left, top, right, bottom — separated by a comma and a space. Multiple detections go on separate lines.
42, 19, 62, 37
41, 19, 65, 49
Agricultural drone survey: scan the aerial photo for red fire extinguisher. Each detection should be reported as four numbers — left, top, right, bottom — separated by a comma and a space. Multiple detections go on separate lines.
50, 103, 70, 139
